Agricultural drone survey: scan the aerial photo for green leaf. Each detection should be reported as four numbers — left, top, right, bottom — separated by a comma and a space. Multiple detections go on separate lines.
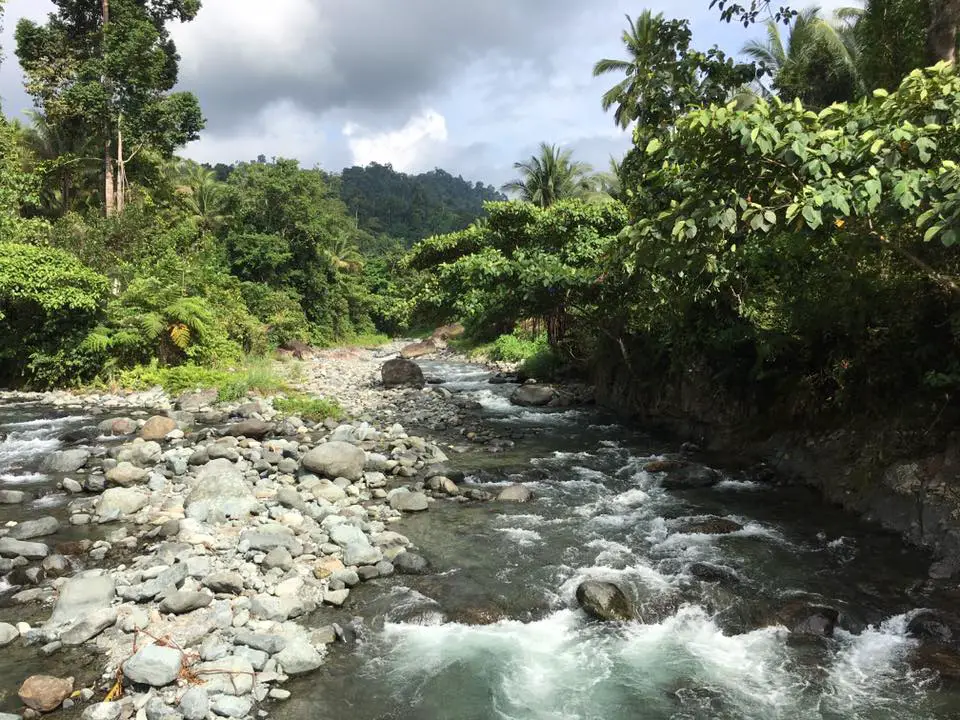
802, 206, 822, 230
645, 138, 662, 154
924, 225, 942, 242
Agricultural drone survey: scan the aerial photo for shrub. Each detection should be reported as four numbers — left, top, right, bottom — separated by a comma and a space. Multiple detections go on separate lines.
274, 394, 343, 421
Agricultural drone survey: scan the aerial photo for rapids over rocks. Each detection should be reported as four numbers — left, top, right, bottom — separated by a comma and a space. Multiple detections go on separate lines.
2, 358, 960, 719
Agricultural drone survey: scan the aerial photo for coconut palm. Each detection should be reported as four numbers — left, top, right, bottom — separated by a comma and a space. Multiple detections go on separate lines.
172, 161, 230, 234
501, 143, 594, 208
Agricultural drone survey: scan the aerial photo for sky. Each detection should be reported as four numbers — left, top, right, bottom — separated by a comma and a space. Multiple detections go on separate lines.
0, 0, 815, 188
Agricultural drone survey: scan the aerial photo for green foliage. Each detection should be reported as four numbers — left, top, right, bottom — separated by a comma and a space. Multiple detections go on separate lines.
274, 394, 343, 421
501, 143, 597, 207
114, 358, 287, 400
489, 332, 549, 363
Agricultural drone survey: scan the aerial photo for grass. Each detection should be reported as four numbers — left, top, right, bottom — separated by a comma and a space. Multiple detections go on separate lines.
274, 393, 343, 421
107, 356, 289, 401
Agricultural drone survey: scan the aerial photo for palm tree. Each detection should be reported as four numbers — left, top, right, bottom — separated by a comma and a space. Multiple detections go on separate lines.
172, 161, 230, 234
589, 156, 624, 200
593, 11, 664, 129
324, 231, 364, 273
501, 143, 593, 208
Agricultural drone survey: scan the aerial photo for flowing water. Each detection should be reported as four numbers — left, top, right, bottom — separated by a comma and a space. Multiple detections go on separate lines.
2, 365, 960, 719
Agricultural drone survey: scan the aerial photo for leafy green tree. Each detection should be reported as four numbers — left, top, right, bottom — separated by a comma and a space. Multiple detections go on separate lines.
15, 0, 204, 216
844, 0, 930, 90
501, 143, 594, 208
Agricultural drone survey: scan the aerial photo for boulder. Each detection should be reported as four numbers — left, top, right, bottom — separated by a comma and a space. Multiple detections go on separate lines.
241, 524, 303, 556
194, 657, 254, 696
399, 339, 438, 360
309, 480, 347, 503
659, 464, 721, 490
0, 490, 26, 504
97, 417, 138, 436
678, 517, 743, 535
123, 643, 183, 686
115, 441, 162, 468
226, 420, 273, 439
343, 542, 382, 566
431, 323, 465, 341
0, 622, 17, 646
776, 602, 839, 638
159, 591, 212, 615
106, 461, 149, 487
211, 695, 253, 718
179, 687, 210, 720
575, 580, 634, 622
689, 562, 740, 585
393, 551, 429, 575
41, 449, 90, 473
139, 415, 177, 441
0, 537, 49, 560
510, 385, 554, 407
49, 574, 116, 626
426, 476, 460, 495
97, 487, 149, 518
203, 571, 245, 595
185, 458, 257, 523
60, 607, 118, 646
907, 610, 954, 644
381, 358, 426, 389
9, 516, 60, 540
276, 637, 324, 675
328, 524, 367, 548
234, 630, 286, 654
389, 491, 429, 512
497, 484, 532, 503
18, 675, 74, 712
301, 442, 365, 481
177, 389, 219, 412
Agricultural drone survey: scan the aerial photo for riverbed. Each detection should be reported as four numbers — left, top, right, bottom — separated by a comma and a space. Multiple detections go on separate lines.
1, 356, 959, 719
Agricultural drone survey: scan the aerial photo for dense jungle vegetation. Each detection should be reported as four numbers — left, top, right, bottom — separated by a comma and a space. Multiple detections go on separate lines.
3, 0, 960, 427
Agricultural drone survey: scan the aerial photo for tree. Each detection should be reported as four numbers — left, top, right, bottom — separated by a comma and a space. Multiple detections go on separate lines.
846, 0, 930, 90
15, 0, 205, 216
501, 143, 594, 208
594, 12, 759, 132
171, 160, 230, 234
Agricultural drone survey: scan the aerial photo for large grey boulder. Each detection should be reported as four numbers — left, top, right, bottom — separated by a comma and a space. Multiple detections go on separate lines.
9, 516, 60, 540
0, 537, 49, 560
123, 643, 183, 686
178, 389, 218, 413
381, 358, 426, 389
60, 607, 118, 646
342, 542, 382, 566
240, 524, 303, 556
49, 574, 115, 626
389, 490, 429, 512
41, 449, 90, 473
185, 458, 257, 523
301, 442, 365, 481
575, 581, 634, 622
98, 417, 138, 436
203, 571, 244, 595
328, 524, 366, 548
275, 637, 323, 675
510, 384, 555, 407
105, 462, 149, 487
233, 630, 286, 654
159, 591, 212, 615
226, 420, 273, 439
115, 441, 162, 468
97, 487, 149, 519
497, 484, 533, 503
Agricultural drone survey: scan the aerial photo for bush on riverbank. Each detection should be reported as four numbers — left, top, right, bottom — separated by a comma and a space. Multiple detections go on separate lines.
105, 359, 288, 400
274, 394, 344, 421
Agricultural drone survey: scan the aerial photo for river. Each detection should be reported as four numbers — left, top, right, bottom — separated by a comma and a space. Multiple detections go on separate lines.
1, 360, 959, 718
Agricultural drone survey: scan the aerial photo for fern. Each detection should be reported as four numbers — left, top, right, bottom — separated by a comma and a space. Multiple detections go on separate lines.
169, 323, 191, 349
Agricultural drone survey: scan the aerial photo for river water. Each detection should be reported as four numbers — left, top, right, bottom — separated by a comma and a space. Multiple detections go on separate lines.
1, 364, 959, 718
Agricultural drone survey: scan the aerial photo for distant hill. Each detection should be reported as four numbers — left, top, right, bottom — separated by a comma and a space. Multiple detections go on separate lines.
337, 163, 506, 247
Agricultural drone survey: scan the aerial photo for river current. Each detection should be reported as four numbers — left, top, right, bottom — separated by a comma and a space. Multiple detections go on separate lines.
1, 361, 959, 718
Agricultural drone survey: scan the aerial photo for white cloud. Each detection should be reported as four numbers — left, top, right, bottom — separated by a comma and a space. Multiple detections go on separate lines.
343, 109, 448, 172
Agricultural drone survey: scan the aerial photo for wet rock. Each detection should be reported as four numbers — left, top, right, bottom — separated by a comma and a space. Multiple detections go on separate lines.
659, 464, 721, 490
106, 462, 149, 487
576, 580, 634, 622
140, 416, 177, 441
0, 490, 26, 504
912, 645, 960, 680
159, 591, 212, 615
178, 687, 209, 720
382, 358, 426, 389
226, 420, 273, 440
301, 441, 366, 481
777, 602, 839, 638
276, 637, 324, 675
0, 537, 48, 560
123, 643, 183, 686
393, 551, 429, 575
41, 449, 90, 473
97, 487, 149, 519
203, 572, 245, 595
510, 384, 554, 407
9, 516, 60, 540
185, 458, 257, 523
497, 483, 533, 502
907, 610, 954, 644
18, 675, 74, 712
689, 562, 740, 585
389, 490, 429, 512
426, 476, 459, 495
450, 605, 507, 625
60, 607, 118, 646
0, 622, 18, 646
643, 459, 684, 473
678, 517, 743, 535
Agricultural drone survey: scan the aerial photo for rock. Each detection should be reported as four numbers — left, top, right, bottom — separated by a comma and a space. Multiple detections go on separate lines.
390, 491, 429, 512
249, 594, 304, 622
232, 645, 268, 671
393, 551, 429, 575
276, 637, 323, 675
276, 486, 307, 512
106, 462, 149, 487
178, 389, 219, 412
382, 358, 426, 389
9, 516, 60, 540
301, 441, 366, 481
234, 630, 286, 654
60, 607, 118, 646
226, 420, 273, 440
18, 675, 74, 712
98, 417, 138, 436
194, 657, 255, 696
269, 689, 291, 701
399, 339, 438, 360
510, 384, 555, 407
140, 416, 177, 441
203, 572, 245, 595
41, 554, 70, 578
776, 602, 838, 638
116, 441, 162, 468
343, 542, 382, 566
207, 443, 240, 462
659, 464, 721, 489
185, 458, 257, 523
123, 643, 184, 686
907, 610, 954, 644
62, 477, 83, 493
41, 449, 90, 473
83, 702, 123, 720
0, 490, 26, 504
210, 695, 253, 718
241, 524, 303, 556
678, 517, 743, 535
431, 322, 465, 341
329, 524, 366, 547
262, 547, 293, 571
309, 480, 347, 503
643, 459, 684, 473
97, 487, 149, 518
375, 560, 395, 577
178, 687, 209, 720
496, 484, 533, 502
0, 537, 48, 560
159, 591, 212, 615
0, 622, 18, 646
575, 581, 634, 622
426, 476, 459, 495
689, 562, 740, 585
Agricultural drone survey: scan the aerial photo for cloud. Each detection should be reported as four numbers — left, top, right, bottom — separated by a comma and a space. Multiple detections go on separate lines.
343, 109, 448, 172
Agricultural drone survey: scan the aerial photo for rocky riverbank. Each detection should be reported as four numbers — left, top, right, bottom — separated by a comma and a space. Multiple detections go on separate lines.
0, 342, 574, 720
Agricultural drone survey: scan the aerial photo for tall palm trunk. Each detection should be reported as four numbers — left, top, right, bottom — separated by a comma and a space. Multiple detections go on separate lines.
101, 0, 116, 216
